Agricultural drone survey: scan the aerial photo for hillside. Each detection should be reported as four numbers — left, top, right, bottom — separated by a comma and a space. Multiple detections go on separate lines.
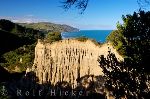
0, 19, 44, 54
0, 30, 24, 55
0, 19, 45, 72
19, 22, 79, 33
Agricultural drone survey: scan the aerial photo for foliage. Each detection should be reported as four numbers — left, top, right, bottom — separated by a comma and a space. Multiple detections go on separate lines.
99, 52, 143, 98
0, 31, 62, 72
106, 30, 126, 56
0, 19, 44, 55
75, 36, 101, 46
45, 32, 62, 43
0, 20, 68, 72
75, 36, 88, 42
99, 10, 150, 98
1, 44, 35, 72
137, 0, 150, 8
61, 0, 89, 13
0, 30, 22, 55
61, 0, 150, 13
0, 19, 15, 32
0, 19, 45, 72
0, 19, 44, 40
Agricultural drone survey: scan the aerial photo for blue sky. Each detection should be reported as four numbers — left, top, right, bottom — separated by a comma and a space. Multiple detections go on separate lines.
0, 0, 148, 30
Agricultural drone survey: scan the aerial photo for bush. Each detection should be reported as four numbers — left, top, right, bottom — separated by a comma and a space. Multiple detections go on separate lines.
45, 32, 62, 43
75, 36, 88, 42
1, 44, 35, 72
75, 36, 101, 46
106, 30, 126, 56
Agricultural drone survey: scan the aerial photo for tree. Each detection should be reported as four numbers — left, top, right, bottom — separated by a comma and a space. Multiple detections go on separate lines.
138, 0, 150, 8
98, 10, 150, 98
106, 29, 126, 56
61, 0, 89, 13
61, 0, 150, 13
0, 19, 15, 32
45, 32, 62, 43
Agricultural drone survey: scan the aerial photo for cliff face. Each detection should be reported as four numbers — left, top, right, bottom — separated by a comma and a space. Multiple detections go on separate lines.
27, 39, 122, 88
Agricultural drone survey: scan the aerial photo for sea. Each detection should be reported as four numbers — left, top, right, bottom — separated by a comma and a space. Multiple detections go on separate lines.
61, 30, 113, 43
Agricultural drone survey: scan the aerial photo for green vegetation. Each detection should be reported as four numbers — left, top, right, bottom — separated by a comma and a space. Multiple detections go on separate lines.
0, 19, 44, 72
75, 36, 101, 46
0, 19, 44, 39
91, 39, 101, 46
1, 44, 35, 72
0, 19, 44, 55
19, 22, 79, 33
106, 29, 126, 56
0, 19, 64, 72
75, 36, 88, 42
99, 10, 150, 98
44, 32, 62, 43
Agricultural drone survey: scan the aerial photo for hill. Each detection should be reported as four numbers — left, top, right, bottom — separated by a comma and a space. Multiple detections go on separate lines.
0, 19, 44, 55
19, 22, 79, 33
0, 30, 24, 55
0, 19, 45, 72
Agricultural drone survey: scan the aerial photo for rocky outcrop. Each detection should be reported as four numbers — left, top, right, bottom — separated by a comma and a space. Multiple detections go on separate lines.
27, 39, 122, 88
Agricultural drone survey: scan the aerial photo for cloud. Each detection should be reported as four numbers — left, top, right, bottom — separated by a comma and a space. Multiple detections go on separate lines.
0, 15, 49, 23
11, 18, 32, 23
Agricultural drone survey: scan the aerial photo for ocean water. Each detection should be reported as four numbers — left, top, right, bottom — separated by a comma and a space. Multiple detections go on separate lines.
61, 30, 113, 43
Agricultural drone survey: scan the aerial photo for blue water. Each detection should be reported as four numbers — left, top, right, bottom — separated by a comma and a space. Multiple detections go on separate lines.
61, 30, 113, 43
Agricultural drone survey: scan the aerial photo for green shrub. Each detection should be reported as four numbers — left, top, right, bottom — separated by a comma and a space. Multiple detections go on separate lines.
45, 32, 62, 43
75, 36, 88, 42
75, 36, 101, 46
106, 30, 126, 56
1, 44, 35, 72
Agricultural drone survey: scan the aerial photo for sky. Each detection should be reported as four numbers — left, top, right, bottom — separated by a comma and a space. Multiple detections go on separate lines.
0, 0, 149, 30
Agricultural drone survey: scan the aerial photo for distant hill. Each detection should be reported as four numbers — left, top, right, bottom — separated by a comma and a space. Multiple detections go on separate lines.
19, 22, 79, 33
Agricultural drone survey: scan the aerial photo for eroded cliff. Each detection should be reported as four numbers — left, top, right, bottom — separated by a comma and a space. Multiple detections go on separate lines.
27, 39, 122, 88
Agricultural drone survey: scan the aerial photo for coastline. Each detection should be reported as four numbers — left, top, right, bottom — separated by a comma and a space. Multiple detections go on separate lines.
61, 30, 113, 43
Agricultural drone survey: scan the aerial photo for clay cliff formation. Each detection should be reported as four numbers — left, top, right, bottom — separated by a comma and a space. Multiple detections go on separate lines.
26, 39, 122, 89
